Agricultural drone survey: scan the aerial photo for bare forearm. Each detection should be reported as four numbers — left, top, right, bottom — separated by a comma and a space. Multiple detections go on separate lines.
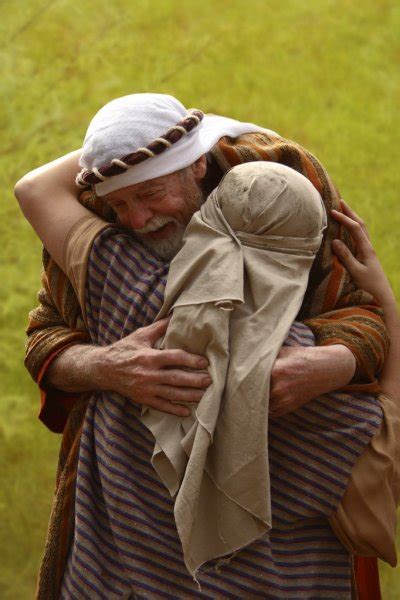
269, 342, 356, 418
44, 344, 104, 393
43, 321, 211, 418
14, 149, 88, 270
16, 150, 81, 200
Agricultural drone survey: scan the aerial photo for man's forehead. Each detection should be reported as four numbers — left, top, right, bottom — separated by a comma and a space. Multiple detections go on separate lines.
105, 172, 180, 200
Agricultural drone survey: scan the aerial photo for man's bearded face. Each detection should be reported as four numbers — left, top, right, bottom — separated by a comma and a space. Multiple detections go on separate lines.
104, 163, 205, 260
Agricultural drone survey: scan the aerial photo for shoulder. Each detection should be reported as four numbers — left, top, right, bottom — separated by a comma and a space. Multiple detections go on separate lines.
64, 213, 110, 267
89, 226, 168, 284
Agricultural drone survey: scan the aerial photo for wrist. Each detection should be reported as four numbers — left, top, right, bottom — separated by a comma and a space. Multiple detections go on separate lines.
46, 343, 106, 393
316, 344, 356, 387
82, 344, 109, 391
380, 297, 399, 318
333, 344, 357, 383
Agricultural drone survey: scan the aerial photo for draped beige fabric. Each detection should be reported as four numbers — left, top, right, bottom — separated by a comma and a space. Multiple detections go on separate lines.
141, 162, 326, 577
329, 392, 400, 566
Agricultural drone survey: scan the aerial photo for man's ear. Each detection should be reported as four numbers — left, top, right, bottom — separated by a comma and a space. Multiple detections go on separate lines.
191, 155, 207, 182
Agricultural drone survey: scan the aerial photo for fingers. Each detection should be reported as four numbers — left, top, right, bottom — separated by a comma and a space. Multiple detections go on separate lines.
157, 368, 211, 388
153, 348, 209, 370
331, 209, 373, 259
338, 199, 362, 223
268, 394, 300, 419
137, 317, 171, 346
155, 384, 206, 404
334, 199, 370, 239
133, 320, 210, 371
331, 239, 364, 276
147, 397, 192, 417
269, 405, 286, 419
137, 322, 209, 370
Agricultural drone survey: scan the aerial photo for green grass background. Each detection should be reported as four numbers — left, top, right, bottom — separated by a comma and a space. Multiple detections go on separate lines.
1, 0, 399, 597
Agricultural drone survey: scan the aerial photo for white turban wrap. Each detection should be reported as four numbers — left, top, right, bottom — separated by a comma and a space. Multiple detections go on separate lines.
79, 93, 277, 196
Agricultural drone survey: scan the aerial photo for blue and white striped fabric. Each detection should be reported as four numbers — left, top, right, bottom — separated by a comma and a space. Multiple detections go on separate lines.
61, 227, 382, 599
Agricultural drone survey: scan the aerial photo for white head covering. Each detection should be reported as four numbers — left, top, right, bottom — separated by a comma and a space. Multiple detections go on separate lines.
79, 93, 277, 196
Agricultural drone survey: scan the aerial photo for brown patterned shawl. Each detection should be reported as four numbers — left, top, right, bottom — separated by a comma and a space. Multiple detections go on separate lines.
29, 132, 388, 599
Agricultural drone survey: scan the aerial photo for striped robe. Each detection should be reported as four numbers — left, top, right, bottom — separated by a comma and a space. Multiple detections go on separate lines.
59, 226, 382, 599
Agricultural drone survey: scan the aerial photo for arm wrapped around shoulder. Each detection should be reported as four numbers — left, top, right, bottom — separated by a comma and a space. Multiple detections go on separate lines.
212, 132, 389, 388
24, 190, 115, 433
25, 249, 90, 433
304, 302, 389, 391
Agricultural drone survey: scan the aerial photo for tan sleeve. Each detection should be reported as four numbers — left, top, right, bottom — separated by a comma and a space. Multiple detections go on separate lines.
63, 214, 110, 325
329, 392, 400, 566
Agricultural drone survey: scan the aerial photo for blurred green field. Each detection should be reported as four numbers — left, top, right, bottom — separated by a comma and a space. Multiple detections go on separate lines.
1, 0, 399, 597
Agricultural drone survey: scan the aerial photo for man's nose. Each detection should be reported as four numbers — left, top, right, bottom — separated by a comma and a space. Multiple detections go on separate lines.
127, 205, 154, 230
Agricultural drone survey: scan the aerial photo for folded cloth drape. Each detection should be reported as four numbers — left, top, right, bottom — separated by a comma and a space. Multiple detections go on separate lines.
141, 161, 327, 577
329, 391, 400, 567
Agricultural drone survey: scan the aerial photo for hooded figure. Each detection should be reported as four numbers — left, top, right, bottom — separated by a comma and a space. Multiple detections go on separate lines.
141, 161, 327, 577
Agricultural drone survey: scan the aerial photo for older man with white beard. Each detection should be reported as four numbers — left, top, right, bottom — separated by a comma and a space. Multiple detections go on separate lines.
106, 165, 206, 261
17, 94, 391, 597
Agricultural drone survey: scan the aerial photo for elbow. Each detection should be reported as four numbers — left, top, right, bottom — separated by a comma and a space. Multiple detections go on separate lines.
14, 175, 38, 212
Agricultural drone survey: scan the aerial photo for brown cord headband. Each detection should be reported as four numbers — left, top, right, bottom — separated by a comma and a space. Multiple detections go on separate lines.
76, 109, 204, 188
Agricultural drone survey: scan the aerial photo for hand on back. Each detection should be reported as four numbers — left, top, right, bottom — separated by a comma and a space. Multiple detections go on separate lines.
332, 200, 400, 398
331, 200, 395, 308
97, 318, 211, 417
269, 199, 394, 418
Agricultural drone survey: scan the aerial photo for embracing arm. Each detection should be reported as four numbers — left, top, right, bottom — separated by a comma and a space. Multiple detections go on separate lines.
16, 152, 98, 430
269, 201, 389, 414
270, 201, 396, 417
24, 252, 91, 432
214, 132, 389, 390
16, 153, 211, 429
15, 150, 89, 271
27, 303, 211, 430
274, 161, 389, 405
331, 201, 400, 398
24, 185, 118, 430
298, 168, 389, 389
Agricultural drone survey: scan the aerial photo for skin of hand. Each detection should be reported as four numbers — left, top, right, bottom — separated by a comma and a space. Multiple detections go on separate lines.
331, 200, 400, 398
269, 343, 356, 418
331, 200, 394, 307
47, 318, 211, 418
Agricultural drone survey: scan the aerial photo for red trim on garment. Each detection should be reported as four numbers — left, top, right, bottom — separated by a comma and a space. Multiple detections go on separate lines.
354, 557, 382, 600
37, 345, 81, 433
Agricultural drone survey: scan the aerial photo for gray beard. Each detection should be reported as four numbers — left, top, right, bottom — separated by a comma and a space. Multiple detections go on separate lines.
134, 222, 187, 261
131, 175, 205, 261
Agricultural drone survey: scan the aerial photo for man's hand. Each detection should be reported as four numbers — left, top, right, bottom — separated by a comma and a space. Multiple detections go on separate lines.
46, 318, 211, 417
269, 344, 356, 418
